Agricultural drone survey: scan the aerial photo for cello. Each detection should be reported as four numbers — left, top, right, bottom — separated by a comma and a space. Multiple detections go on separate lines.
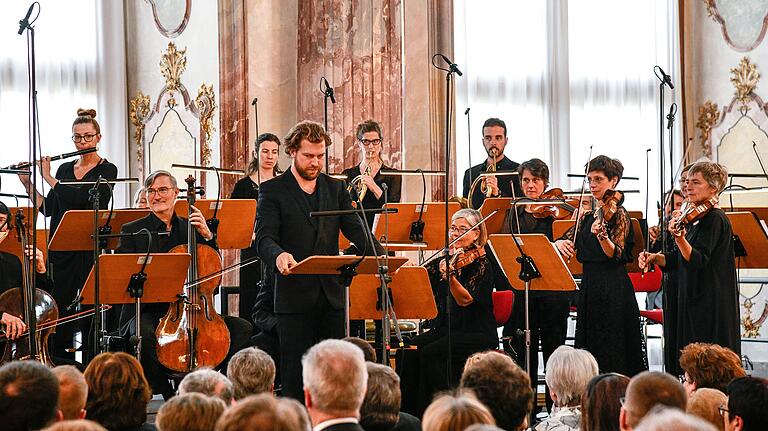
155, 175, 230, 372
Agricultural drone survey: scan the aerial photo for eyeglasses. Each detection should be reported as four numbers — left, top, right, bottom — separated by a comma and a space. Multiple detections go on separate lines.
449, 226, 473, 234
678, 374, 692, 384
72, 134, 98, 143
718, 404, 729, 416
619, 396, 626, 406
360, 138, 382, 146
146, 187, 174, 197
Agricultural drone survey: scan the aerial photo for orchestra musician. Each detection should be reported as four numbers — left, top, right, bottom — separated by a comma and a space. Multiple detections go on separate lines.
645, 188, 683, 310
133, 187, 148, 209
639, 160, 740, 363
462, 117, 523, 209
16, 108, 117, 363
116, 170, 253, 399
555, 155, 647, 376
230, 133, 282, 327
255, 121, 384, 400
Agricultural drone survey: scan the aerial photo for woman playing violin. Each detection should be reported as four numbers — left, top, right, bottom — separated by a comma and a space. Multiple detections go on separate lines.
413, 208, 498, 412
639, 160, 739, 358
555, 155, 646, 376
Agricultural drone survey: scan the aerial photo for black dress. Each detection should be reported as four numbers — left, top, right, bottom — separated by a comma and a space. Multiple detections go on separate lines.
650, 222, 682, 376
230, 176, 262, 326
561, 207, 647, 376
342, 164, 402, 228
662, 208, 740, 356
42, 159, 117, 361
0, 251, 53, 311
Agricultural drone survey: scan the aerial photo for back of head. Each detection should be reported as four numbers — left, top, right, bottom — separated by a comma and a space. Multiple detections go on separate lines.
156, 392, 226, 431
214, 394, 306, 431
302, 339, 367, 415
53, 365, 88, 420
634, 407, 717, 431
360, 363, 401, 431
679, 343, 745, 393
84, 352, 152, 430
464, 426, 504, 431
343, 336, 377, 362
545, 345, 599, 407
581, 373, 630, 431
43, 419, 108, 431
624, 371, 687, 428
423, 391, 495, 431
179, 368, 234, 405
227, 347, 276, 400
0, 360, 60, 431
726, 376, 768, 431
687, 388, 727, 431
460, 351, 532, 430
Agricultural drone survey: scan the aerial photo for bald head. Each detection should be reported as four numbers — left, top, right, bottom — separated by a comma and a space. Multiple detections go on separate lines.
621, 371, 687, 430
52, 365, 88, 420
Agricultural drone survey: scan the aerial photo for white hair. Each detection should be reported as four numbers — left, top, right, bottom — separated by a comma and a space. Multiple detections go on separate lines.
635, 406, 717, 431
301, 339, 367, 414
544, 345, 599, 406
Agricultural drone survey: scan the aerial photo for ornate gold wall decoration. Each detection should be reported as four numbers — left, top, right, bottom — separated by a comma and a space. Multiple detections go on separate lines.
695, 101, 720, 158
195, 83, 217, 166
129, 92, 152, 165
730, 56, 760, 108
702, 0, 717, 21
159, 42, 187, 92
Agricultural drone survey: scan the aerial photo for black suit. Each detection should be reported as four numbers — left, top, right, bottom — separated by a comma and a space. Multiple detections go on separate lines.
256, 170, 382, 399
320, 422, 366, 431
462, 155, 522, 209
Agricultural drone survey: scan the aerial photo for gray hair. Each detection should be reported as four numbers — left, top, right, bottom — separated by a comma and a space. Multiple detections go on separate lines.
178, 368, 234, 405
544, 345, 599, 407
52, 365, 88, 421
227, 347, 276, 400
301, 339, 368, 414
144, 170, 178, 189
133, 187, 146, 207
214, 394, 308, 431
635, 406, 717, 431
360, 363, 401, 430
452, 208, 488, 247
687, 159, 728, 194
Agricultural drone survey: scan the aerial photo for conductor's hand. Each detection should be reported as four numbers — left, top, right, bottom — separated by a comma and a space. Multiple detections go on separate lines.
189, 205, 213, 241
1, 312, 26, 340
555, 239, 575, 259
276, 252, 298, 275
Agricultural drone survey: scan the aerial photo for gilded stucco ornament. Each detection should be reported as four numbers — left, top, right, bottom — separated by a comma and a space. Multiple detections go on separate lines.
730, 56, 760, 108
129, 92, 151, 167
160, 42, 187, 93
695, 101, 720, 159
195, 84, 217, 166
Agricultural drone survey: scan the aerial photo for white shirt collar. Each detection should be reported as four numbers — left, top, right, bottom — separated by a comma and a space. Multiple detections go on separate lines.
313, 417, 358, 431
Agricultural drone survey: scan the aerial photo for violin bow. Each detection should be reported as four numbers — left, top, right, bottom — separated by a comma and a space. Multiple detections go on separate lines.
571, 145, 593, 259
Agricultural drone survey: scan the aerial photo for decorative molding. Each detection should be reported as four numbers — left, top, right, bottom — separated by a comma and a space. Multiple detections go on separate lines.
695, 101, 720, 158
730, 56, 760, 108
159, 42, 187, 92
129, 92, 152, 169
195, 83, 217, 166
146, 0, 192, 39
701, 0, 768, 52
703, 0, 717, 20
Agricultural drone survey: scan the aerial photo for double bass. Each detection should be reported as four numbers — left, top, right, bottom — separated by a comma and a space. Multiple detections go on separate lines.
155, 175, 230, 372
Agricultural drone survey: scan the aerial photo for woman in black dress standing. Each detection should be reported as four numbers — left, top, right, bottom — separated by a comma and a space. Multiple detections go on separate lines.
555, 155, 646, 376
230, 133, 281, 326
17, 108, 117, 363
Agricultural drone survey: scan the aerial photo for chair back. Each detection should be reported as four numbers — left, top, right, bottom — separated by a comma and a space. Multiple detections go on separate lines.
492, 290, 514, 327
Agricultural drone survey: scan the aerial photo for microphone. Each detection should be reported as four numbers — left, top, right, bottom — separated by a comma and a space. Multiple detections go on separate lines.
666, 103, 677, 130
321, 77, 336, 104
464, 108, 470, 115
251, 98, 258, 106
656, 66, 674, 89
17, 3, 35, 35
438, 54, 463, 76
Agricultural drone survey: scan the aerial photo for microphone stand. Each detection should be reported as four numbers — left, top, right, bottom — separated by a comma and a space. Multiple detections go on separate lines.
321, 78, 336, 173
654, 66, 672, 254
465, 108, 473, 196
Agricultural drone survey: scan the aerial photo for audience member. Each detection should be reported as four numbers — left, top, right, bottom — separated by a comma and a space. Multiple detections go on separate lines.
464, 426, 504, 431
723, 376, 768, 431
344, 336, 377, 363
679, 343, 745, 396
214, 393, 306, 431
302, 339, 368, 430
360, 362, 421, 431
52, 365, 88, 420
460, 350, 533, 430
44, 420, 108, 431
422, 391, 495, 431
279, 397, 313, 431
0, 360, 61, 431
687, 388, 727, 431
178, 368, 234, 405
226, 347, 276, 400
156, 392, 226, 431
83, 352, 153, 431
619, 371, 687, 431
581, 373, 630, 431
634, 406, 716, 431
535, 345, 599, 431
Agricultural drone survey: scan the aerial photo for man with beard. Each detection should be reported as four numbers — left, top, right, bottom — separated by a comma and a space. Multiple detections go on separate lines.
256, 121, 383, 400
462, 117, 523, 209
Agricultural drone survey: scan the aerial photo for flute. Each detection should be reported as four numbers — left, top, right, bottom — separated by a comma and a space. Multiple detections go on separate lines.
6, 147, 98, 169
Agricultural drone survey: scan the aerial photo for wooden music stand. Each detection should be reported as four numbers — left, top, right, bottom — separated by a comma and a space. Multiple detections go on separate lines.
371, 202, 461, 250
48, 209, 151, 251
174, 199, 256, 249
349, 266, 437, 320
728, 207, 768, 222
478, 197, 513, 234
726, 211, 768, 268
487, 234, 577, 292
0, 229, 48, 262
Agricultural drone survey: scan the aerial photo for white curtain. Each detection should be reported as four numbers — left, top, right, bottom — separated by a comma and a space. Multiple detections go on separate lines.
454, 0, 680, 221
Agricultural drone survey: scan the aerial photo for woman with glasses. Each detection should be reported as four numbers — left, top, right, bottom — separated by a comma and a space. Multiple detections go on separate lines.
16, 108, 117, 364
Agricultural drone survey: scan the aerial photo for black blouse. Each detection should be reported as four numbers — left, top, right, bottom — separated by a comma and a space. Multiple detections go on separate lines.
561, 207, 634, 265
342, 164, 402, 228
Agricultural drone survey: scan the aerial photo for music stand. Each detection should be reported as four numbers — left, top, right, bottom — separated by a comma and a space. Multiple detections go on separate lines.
0, 229, 48, 263
478, 197, 513, 234
81, 253, 190, 360
726, 212, 768, 268
173, 199, 256, 249
349, 266, 437, 320
371, 202, 461, 250
48, 209, 150, 251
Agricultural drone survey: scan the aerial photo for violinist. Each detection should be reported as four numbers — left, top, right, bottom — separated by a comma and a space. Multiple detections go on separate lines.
117, 170, 253, 399
639, 160, 740, 360
500, 158, 572, 409
554, 155, 646, 376
413, 208, 498, 412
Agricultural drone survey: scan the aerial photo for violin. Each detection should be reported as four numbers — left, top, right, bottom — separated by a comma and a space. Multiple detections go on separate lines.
596, 189, 623, 223
669, 197, 717, 236
527, 188, 577, 220
442, 247, 486, 279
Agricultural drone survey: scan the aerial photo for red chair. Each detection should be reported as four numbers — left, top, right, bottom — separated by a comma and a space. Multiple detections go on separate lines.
628, 269, 664, 344
492, 290, 514, 327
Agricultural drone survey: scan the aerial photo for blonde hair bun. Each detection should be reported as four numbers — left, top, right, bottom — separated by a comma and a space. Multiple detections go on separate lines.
77, 108, 97, 119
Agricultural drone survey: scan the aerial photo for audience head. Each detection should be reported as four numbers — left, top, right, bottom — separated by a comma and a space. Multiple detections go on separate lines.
343, 336, 377, 363
178, 368, 234, 405
302, 339, 367, 420
423, 391, 495, 431
0, 360, 61, 431
724, 376, 768, 431
460, 350, 532, 430
214, 394, 308, 431
52, 365, 88, 420
465, 426, 505, 431
227, 347, 276, 400
687, 388, 727, 431
679, 343, 745, 396
545, 345, 599, 407
360, 362, 401, 431
581, 372, 630, 431
43, 420, 107, 431
156, 392, 226, 431
84, 352, 152, 431
620, 371, 687, 431
634, 406, 717, 431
